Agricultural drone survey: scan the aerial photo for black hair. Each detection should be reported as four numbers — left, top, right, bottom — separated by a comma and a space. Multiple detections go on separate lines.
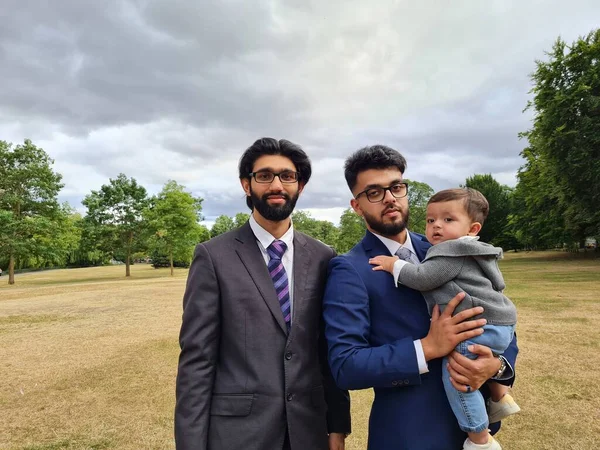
344, 145, 407, 192
239, 138, 311, 209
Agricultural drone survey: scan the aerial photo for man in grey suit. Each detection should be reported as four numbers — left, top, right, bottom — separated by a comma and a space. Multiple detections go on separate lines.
175, 138, 351, 450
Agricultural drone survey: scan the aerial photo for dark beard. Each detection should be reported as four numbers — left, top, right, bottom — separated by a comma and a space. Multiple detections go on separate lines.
363, 207, 409, 237
250, 189, 299, 221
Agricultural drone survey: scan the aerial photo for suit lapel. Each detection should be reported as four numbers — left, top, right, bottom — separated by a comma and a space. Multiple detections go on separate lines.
234, 223, 288, 335
361, 230, 394, 258
291, 232, 310, 328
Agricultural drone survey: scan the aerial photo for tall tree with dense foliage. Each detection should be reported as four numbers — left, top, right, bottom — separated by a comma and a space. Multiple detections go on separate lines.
145, 181, 204, 276
292, 211, 339, 246
518, 29, 600, 247
464, 174, 515, 248
234, 212, 250, 228
65, 212, 111, 267
210, 215, 236, 238
509, 176, 567, 250
336, 208, 366, 253
82, 174, 150, 277
291, 211, 317, 235
0, 139, 64, 284
405, 179, 434, 235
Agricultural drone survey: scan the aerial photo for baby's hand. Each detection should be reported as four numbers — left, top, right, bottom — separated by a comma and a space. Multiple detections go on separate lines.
369, 255, 399, 274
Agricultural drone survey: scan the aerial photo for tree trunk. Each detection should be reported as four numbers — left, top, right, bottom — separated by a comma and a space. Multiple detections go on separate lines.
10, 202, 19, 285
8, 254, 15, 285
125, 232, 132, 277
169, 249, 174, 277
126, 250, 131, 277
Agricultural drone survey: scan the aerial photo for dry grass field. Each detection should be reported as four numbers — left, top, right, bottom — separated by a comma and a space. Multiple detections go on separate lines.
1, 252, 599, 449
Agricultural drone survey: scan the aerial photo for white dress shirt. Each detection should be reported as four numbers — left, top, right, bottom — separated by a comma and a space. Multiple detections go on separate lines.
371, 230, 429, 374
249, 214, 295, 323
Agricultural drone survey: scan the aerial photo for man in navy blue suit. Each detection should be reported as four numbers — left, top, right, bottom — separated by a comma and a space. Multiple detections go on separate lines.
323, 145, 518, 450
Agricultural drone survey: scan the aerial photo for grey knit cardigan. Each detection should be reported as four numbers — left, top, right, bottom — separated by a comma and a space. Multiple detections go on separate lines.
398, 239, 517, 325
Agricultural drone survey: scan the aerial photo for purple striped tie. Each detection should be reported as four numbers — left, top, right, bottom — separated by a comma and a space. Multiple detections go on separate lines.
267, 240, 291, 330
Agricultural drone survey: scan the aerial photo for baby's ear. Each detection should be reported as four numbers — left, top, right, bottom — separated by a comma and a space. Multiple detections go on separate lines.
468, 222, 482, 236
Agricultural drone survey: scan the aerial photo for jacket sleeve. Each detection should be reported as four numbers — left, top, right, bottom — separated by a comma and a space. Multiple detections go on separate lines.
323, 256, 423, 390
397, 256, 464, 291
175, 243, 221, 450
319, 246, 352, 435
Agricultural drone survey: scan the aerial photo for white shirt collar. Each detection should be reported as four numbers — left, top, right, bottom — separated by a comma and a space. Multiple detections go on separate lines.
458, 235, 480, 241
249, 214, 294, 250
372, 230, 417, 257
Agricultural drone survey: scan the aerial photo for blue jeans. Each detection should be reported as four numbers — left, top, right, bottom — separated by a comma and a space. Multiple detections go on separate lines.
442, 324, 515, 433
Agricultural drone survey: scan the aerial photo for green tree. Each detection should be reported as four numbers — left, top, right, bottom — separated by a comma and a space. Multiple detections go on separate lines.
512, 151, 569, 250
36, 203, 82, 268
197, 225, 211, 243
145, 181, 204, 276
463, 174, 514, 247
292, 211, 319, 236
0, 139, 64, 284
336, 208, 366, 253
292, 211, 339, 246
406, 179, 434, 235
65, 212, 110, 267
210, 215, 236, 238
82, 174, 150, 277
234, 212, 250, 228
518, 29, 600, 247
313, 220, 339, 247
509, 177, 565, 250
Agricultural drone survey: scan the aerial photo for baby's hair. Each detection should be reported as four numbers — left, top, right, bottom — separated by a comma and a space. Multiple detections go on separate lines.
428, 188, 489, 224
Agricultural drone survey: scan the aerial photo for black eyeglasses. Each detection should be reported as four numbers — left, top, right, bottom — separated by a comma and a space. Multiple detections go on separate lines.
249, 171, 300, 184
355, 182, 409, 203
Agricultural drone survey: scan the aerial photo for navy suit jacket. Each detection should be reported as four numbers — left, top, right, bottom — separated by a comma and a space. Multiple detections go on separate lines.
323, 230, 518, 450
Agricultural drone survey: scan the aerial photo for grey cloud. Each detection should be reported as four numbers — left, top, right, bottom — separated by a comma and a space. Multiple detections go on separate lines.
3, 0, 600, 220
1, 0, 310, 136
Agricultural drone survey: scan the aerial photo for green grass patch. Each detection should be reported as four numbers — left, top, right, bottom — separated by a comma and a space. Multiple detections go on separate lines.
22, 438, 113, 450
0, 315, 78, 326
553, 316, 591, 324
510, 297, 573, 312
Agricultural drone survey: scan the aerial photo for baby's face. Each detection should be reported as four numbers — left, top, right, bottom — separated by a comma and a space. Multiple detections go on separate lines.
425, 200, 477, 244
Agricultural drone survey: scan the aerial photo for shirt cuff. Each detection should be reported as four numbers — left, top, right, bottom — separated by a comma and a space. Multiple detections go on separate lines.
393, 259, 410, 285
413, 340, 429, 374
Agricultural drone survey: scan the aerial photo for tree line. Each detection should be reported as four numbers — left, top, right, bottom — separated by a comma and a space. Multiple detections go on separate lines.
0, 145, 208, 285
2, 30, 598, 285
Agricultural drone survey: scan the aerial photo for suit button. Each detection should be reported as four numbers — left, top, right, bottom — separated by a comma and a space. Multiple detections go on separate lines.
287, 393, 294, 401
285, 352, 292, 360
391, 381, 398, 386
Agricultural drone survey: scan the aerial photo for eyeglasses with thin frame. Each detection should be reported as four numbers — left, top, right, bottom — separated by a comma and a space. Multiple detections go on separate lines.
249, 171, 300, 184
355, 182, 409, 203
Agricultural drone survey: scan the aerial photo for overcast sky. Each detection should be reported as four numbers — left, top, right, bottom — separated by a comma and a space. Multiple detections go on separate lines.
1, 0, 598, 226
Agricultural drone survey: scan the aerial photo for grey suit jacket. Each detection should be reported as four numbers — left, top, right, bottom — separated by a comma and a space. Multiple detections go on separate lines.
175, 222, 351, 450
